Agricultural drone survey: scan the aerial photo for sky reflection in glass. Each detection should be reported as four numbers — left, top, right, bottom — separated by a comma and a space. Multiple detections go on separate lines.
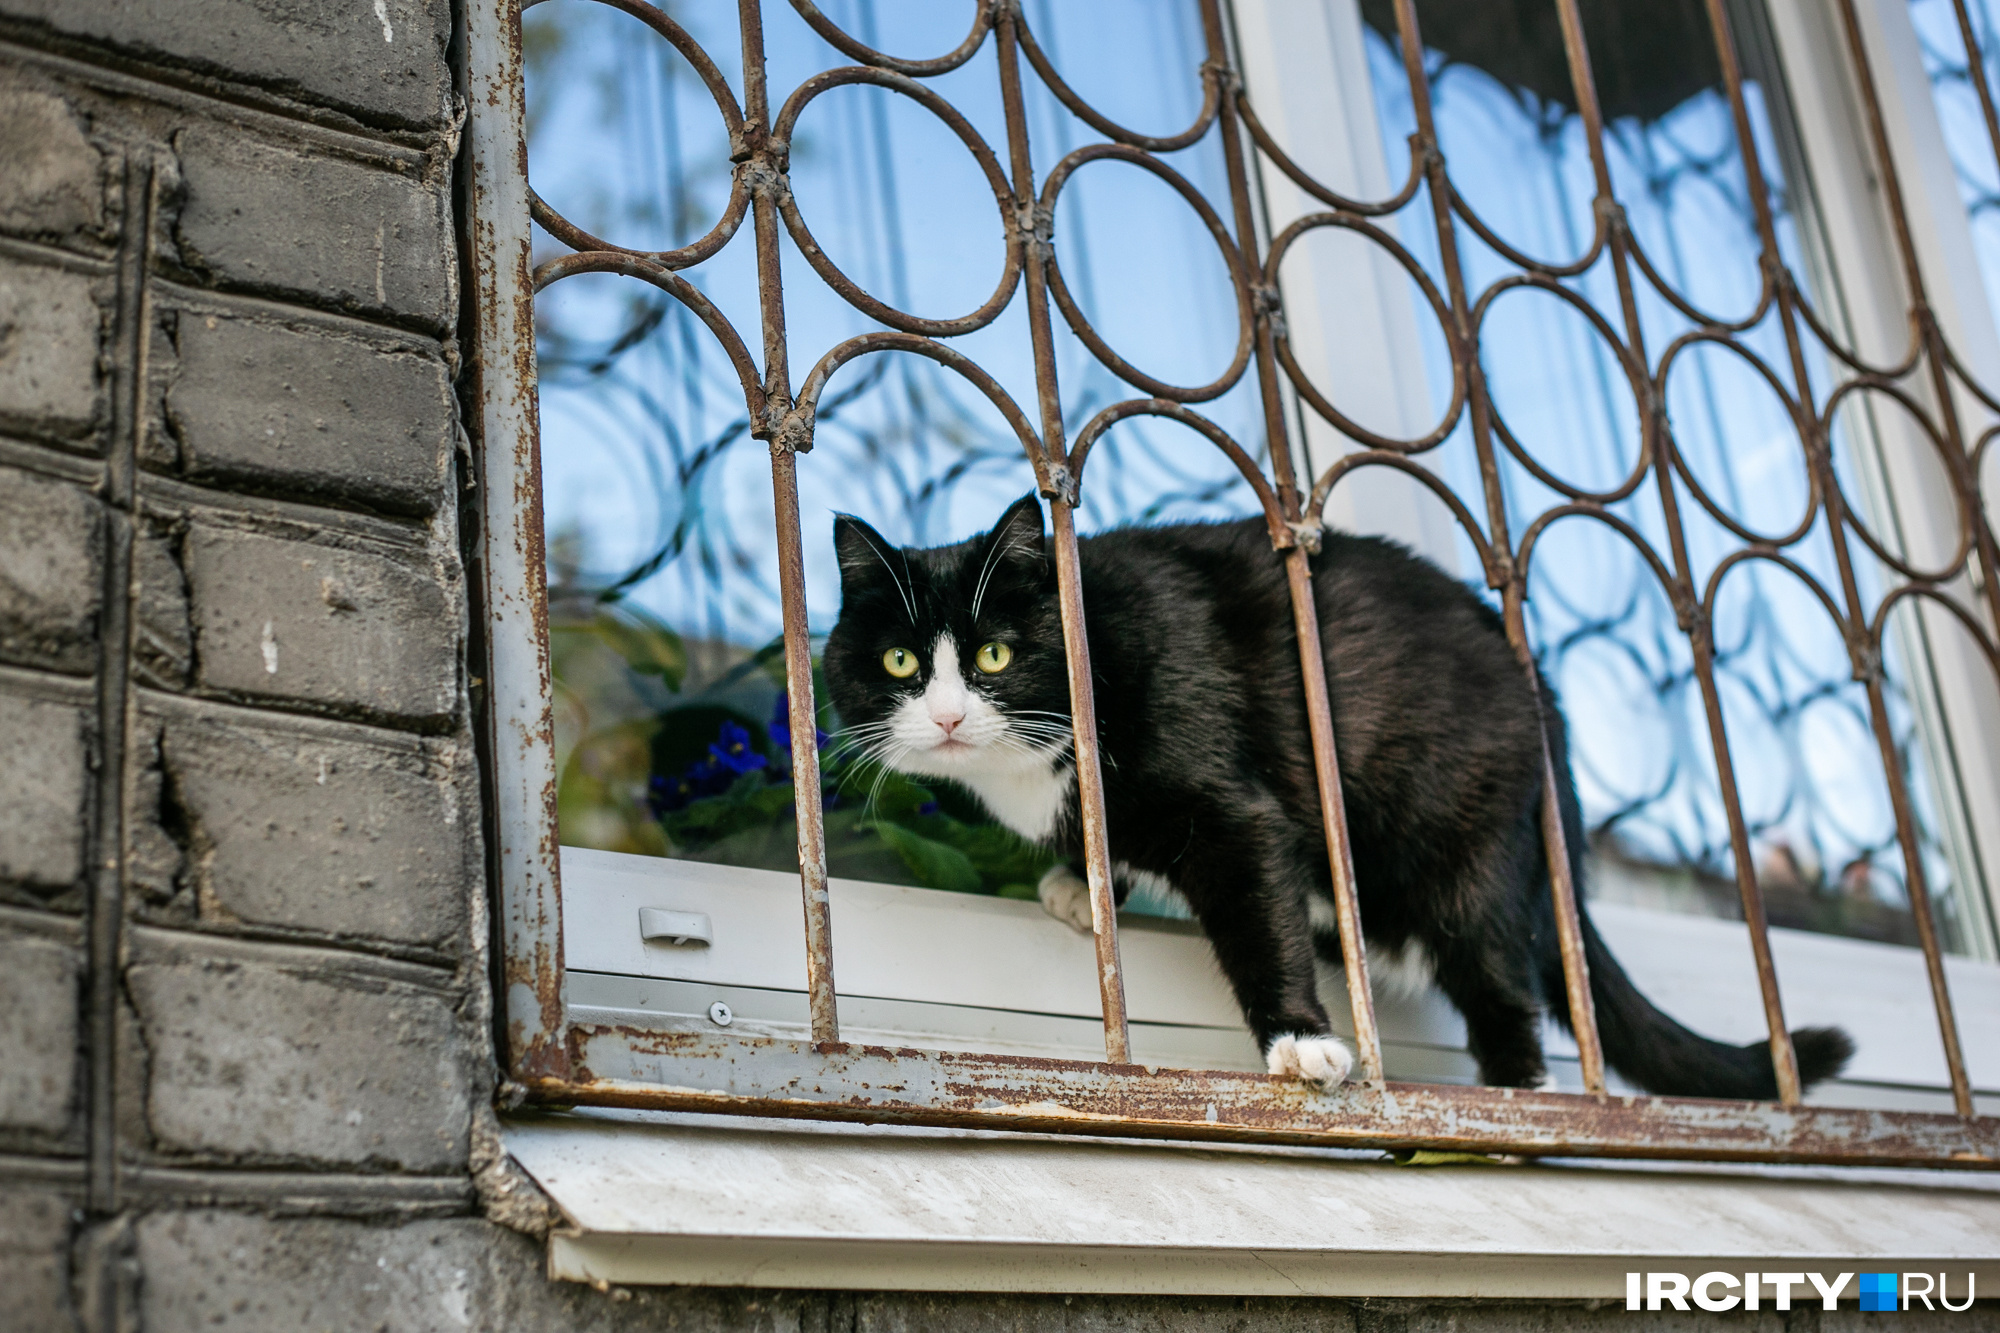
525, 0, 1984, 950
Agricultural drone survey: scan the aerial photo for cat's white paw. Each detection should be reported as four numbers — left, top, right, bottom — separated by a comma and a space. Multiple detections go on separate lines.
1265, 1033, 1354, 1088
1037, 864, 1095, 934
1533, 1072, 1561, 1093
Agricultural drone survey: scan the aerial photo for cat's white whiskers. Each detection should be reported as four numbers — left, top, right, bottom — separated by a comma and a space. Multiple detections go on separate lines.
843, 523, 918, 625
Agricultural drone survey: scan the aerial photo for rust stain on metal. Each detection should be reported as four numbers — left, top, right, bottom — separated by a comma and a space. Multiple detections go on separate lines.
537, 1029, 2000, 1170
471, 0, 2000, 1163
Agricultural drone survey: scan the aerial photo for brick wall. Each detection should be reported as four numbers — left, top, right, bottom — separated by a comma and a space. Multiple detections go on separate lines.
0, 5, 519, 1326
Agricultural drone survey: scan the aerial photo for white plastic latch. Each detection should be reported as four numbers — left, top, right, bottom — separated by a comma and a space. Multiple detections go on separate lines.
637, 908, 713, 947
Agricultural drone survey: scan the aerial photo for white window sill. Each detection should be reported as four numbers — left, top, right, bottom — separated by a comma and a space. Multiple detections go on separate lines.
504, 1109, 2000, 1296
559, 847, 2000, 1110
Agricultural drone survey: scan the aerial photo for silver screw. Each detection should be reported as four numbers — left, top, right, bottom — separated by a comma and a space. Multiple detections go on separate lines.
707, 1001, 733, 1027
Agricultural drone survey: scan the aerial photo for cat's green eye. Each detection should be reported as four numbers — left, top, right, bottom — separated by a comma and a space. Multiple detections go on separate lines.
975, 641, 1012, 674
882, 647, 919, 678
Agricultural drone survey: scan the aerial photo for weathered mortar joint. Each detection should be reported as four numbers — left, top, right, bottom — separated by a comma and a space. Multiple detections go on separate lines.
133, 511, 193, 688
70, 1212, 139, 1331
469, 1116, 559, 1238
124, 722, 193, 916
139, 307, 184, 472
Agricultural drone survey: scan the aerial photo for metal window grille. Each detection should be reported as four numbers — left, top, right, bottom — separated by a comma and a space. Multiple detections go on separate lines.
465, 0, 2000, 1168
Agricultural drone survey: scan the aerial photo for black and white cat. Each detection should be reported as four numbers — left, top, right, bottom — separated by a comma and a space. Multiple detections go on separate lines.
822, 494, 1854, 1096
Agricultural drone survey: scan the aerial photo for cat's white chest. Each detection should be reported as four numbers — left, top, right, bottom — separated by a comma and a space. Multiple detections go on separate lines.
958, 761, 1073, 844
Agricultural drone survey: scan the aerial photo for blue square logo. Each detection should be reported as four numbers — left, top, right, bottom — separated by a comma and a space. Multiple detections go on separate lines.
1859, 1272, 1899, 1312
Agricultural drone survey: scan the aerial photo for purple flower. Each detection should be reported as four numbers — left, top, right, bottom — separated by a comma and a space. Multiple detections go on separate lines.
917, 800, 939, 817
648, 767, 715, 816
709, 720, 767, 775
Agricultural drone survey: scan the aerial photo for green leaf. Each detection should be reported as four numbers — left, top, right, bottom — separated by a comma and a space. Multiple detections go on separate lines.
872, 771, 937, 820
921, 818, 1059, 889
869, 819, 983, 895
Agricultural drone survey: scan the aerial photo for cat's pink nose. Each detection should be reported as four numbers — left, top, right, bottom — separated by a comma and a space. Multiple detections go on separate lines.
933, 712, 963, 737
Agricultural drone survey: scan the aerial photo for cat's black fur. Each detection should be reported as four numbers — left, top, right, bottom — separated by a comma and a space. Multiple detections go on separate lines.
824, 494, 1854, 1096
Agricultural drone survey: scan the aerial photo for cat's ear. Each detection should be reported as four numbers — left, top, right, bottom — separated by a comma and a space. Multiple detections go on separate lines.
833, 512, 897, 596
981, 493, 1048, 583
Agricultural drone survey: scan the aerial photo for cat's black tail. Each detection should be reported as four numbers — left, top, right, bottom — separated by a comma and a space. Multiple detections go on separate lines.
1552, 912, 1854, 1099
1536, 685, 1854, 1100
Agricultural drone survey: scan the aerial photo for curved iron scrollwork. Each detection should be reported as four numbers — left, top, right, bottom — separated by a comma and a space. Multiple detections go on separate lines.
521, 0, 1998, 1131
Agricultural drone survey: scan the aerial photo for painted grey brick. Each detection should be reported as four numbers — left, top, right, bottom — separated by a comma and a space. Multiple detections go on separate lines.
173, 127, 452, 330
0, 934, 79, 1136
136, 1213, 499, 1333
164, 314, 452, 514
0, 0, 449, 129
184, 528, 456, 723
132, 1213, 1696, 1333
0, 259, 104, 435
0, 468, 99, 674
0, 88, 106, 241
0, 1185, 76, 1333
156, 711, 467, 948
0, 694, 89, 890
127, 954, 469, 1171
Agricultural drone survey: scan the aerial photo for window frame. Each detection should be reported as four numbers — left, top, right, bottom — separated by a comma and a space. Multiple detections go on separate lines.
463, 0, 2000, 1169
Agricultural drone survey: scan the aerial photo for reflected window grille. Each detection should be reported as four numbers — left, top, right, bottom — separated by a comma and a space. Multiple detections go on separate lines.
1359, 2, 1991, 955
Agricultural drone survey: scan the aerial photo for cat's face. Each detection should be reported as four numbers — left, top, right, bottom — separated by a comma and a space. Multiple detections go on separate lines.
823, 494, 1072, 787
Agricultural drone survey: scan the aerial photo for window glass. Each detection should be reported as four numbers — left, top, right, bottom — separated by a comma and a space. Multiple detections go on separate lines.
526, 0, 1256, 910
524, 0, 1991, 953
1912, 0, 2000, 317
1361, 0, 1990, 951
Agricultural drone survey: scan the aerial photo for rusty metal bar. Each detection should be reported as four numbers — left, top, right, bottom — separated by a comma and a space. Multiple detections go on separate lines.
1701, 0, 1877, 1109
466, 0, 570, 1084
770, 440, 840, 1044
1547, 0, 1812, 1103
1944, 0, 2000, 641
1507, 605, 1605, 1096
1688, 622, 1804, 1103
1949, 0, 2000, 236
1704, 0, 1952, 1112
1379, 0, 1607, 1091
543, 1027, 2000, 1169
1048, 496, 1131, 1062
1282, 544, 1384, 1083
1504, 0, 1612, 1097
1833, 0, 1977, 1118
993, 3, 1130, 1062
739, 0, 841, 1045
1206, 0, 1382, 1082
